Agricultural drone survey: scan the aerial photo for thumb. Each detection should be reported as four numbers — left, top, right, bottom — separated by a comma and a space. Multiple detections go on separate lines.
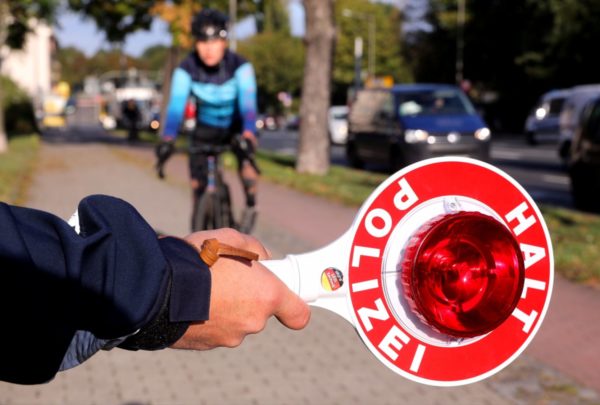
274, 286, 311, 331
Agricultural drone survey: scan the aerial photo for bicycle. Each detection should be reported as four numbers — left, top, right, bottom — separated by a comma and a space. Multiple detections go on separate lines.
156, 135, 260, 234
189, 142, 234, 232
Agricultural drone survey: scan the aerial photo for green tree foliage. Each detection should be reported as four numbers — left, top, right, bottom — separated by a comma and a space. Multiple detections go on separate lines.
56, 45, 168, 92
544, 0, 600, 84
2, 0, 57, 49
403, 0, 458, 84
0, 0, 58, 152
0, 76, 37, 134
238, 32, 304, 113
406, 0, 600, 131
138, 45, 170, 72
333, 0, 412, 103
200, 0, 288, 32
255, 0, 290, 33
231, 1, 300, 113
56, 47, 89, 88
67, 0, 155, 44
86, 50, 138, 76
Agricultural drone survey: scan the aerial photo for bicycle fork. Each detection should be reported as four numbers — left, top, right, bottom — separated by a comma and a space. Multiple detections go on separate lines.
207, 155, 224, 229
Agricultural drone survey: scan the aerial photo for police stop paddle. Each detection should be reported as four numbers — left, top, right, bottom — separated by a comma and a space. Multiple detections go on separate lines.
262, 156, 553, 387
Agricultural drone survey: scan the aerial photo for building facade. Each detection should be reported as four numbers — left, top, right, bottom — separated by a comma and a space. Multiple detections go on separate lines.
1, 19, 55, 99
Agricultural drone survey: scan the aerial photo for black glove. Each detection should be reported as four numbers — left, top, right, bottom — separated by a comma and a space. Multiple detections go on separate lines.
155, 140, 175, 179
232, 135, 261, 175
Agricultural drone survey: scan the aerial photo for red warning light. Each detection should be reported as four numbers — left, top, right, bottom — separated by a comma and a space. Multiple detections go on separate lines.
402, 211, 524, 338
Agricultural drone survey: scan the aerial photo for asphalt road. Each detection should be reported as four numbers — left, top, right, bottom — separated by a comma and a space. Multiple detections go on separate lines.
258, 129, 573, 209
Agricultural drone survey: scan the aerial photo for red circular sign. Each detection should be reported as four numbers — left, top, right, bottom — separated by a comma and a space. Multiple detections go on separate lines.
347, 157, 553, 386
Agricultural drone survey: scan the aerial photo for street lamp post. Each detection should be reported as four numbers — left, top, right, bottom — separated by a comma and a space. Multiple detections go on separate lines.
342, 8, 376, 79
455, 0, 465, 84
353, 36, 363, 91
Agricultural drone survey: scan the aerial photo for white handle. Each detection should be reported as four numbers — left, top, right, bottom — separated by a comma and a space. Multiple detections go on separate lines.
261, 230, 354, 323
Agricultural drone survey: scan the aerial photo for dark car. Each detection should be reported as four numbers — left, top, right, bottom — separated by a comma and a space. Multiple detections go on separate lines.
346, 84, 491, 171
568, 95, 600, 212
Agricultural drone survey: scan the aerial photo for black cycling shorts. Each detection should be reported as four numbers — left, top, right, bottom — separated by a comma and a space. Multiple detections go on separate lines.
189, 125, 255, 182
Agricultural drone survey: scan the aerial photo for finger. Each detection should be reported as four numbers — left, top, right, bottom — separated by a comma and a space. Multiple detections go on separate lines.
273, 285, 311, 331
213, 228, 270, 260
187, 228, 271, 260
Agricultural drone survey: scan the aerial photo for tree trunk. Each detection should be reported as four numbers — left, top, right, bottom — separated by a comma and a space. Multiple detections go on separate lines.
0, 77, 7, 153
296, 0, 335, 175
0, 2, 9, 153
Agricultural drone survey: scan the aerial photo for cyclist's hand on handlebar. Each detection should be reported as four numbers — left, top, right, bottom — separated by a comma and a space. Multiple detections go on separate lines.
155, 138, 175, 179
242, 129, 258, 149
171, 228, 310, 350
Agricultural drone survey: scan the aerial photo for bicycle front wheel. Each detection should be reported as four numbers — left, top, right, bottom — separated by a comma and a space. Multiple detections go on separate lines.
192, 189, 235, 232
192, 192, 217, 232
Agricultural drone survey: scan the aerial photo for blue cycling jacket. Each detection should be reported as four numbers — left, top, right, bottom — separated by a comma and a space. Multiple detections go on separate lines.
0, 195, 211, 384
163, 49, 257, 138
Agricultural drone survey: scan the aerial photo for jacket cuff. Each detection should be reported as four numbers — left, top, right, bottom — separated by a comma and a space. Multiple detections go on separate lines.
159, 236, 212, 322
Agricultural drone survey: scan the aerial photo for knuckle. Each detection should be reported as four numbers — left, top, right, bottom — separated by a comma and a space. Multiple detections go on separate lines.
219, 227, 241, 240
245, 318, 267, 335
224, 335, 244, 348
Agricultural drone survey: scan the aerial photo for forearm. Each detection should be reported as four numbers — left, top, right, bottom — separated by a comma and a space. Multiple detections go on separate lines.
0, 195, 210, 384
235, 62, 258, 134
163, 67, 192, 138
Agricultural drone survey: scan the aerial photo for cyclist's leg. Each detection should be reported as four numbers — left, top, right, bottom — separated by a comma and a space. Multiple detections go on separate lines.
235, 147, 259, 233
240, 160, 259, 207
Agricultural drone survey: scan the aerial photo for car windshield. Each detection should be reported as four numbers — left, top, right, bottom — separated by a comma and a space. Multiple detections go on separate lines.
397, 89, 475, 117
548, 98, 566, 115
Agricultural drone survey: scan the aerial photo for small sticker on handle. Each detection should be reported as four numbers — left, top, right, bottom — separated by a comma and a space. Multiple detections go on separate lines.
321, 267, 344, 291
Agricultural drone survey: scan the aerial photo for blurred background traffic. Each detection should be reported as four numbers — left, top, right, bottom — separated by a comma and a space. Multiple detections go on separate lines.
2, 0, 600, 211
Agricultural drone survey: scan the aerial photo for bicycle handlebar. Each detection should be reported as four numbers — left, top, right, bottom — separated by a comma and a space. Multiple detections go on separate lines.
189, 143, 231, 155
156, 135, 261, 179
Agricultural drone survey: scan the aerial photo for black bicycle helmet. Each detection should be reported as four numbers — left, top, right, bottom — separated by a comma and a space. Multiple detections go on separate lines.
191, 9, 228, 41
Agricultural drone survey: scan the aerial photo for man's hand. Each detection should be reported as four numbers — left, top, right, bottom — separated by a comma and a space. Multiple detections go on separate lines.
171, 228, 310, 350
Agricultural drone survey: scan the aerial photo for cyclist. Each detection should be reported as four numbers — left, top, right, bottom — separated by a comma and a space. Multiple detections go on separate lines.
157, 8, 259, 233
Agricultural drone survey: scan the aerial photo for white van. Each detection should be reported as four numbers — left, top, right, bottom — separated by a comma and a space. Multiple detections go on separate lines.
524, 88, 571, 145
558, 84, 600, 161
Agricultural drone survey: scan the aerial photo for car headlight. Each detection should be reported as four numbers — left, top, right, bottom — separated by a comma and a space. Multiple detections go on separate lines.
405, 129, 429, 144
339, 122, 348, 136
535, 107, 548, 120
475, 127, 491, 141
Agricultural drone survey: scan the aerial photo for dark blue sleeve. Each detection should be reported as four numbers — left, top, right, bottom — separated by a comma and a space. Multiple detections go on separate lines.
0, 195, 211, 384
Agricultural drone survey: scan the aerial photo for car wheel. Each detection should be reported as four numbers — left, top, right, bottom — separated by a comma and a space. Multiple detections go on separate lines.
559, 140, 572, 166
346, 141, 364, 169
570, 165, 600, 213
526, 131, 538, 146
389, 147, 406, 172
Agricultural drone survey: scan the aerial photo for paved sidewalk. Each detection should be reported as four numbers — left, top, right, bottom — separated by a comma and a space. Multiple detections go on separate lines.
1, 131, 599, 404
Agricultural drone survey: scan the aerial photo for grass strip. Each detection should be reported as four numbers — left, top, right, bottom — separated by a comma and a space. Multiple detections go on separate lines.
0, 134, 39, 205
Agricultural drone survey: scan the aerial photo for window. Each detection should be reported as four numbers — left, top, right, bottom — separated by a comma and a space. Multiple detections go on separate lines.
397, 89, 475, 117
